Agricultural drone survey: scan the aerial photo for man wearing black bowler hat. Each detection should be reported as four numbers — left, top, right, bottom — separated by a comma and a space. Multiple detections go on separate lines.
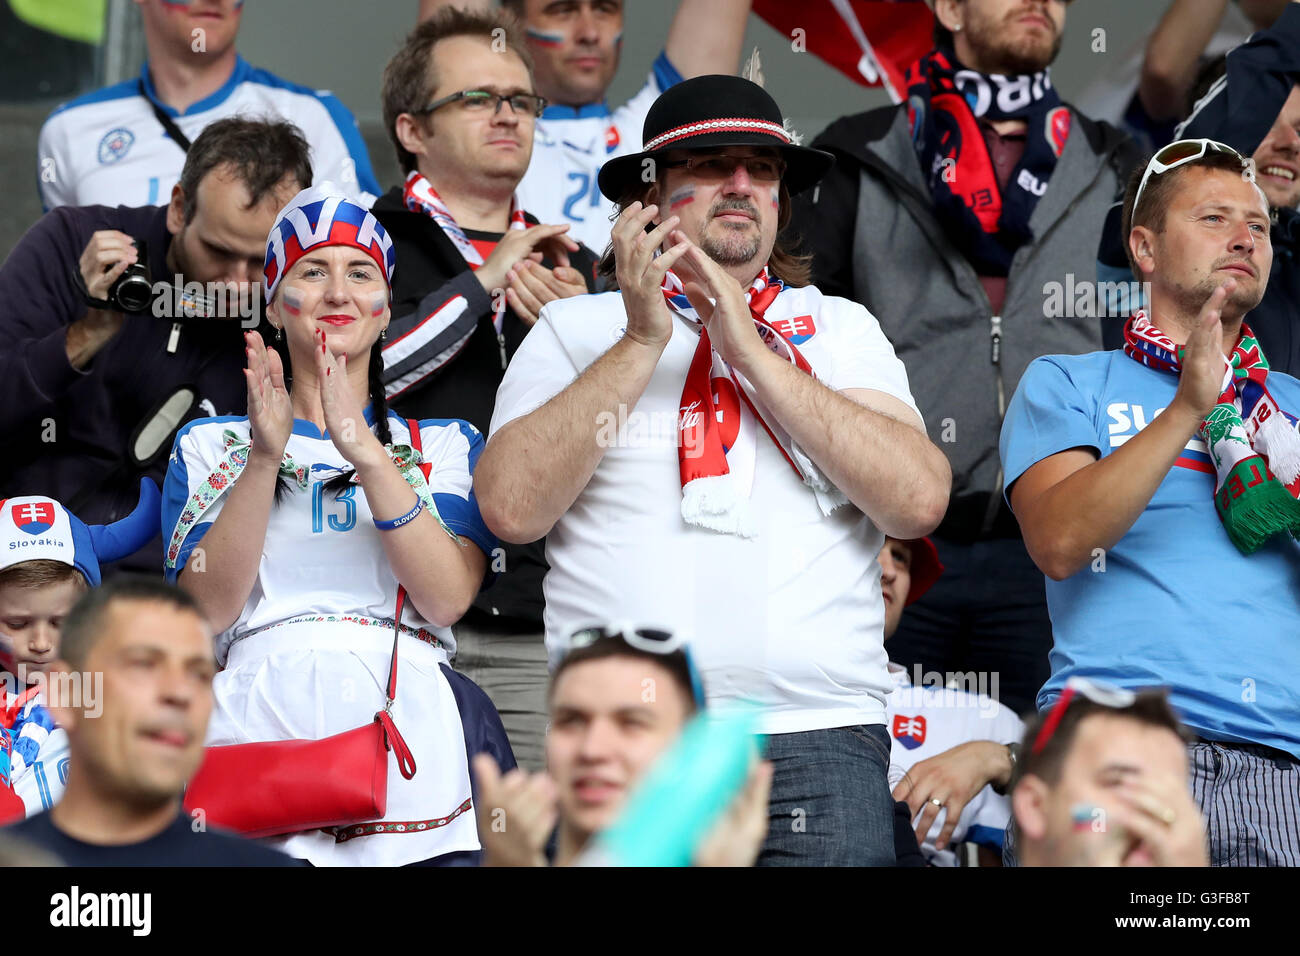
474, 75, 952, 866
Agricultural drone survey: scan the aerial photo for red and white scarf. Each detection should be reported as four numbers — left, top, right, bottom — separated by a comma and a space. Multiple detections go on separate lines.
667, 268, 847, 536
403, 170, 528, 336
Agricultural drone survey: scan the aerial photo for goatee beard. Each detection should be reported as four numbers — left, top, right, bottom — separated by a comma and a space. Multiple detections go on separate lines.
700, 201, 762, 265
700, 231, 761, 265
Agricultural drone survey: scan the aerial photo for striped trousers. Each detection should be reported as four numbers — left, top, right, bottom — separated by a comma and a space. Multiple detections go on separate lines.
1190, 740, 1300, 867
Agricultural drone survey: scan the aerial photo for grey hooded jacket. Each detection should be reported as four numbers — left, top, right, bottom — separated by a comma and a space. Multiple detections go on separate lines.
793, 103, 1142, 539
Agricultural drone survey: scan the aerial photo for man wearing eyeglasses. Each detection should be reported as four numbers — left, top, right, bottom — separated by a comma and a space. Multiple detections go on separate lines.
421, 0, 755, 254
1001, 139, 1300, 865
476, 75, 951, 866
373, 8, 602, 773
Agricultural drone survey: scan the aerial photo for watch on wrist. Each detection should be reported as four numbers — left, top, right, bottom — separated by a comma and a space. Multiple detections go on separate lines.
993, 742, 1020, 796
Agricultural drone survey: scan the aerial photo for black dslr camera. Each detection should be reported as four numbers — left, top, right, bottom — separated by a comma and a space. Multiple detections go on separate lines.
73, 238, 156, 313
75, 238, 225, 320
106, 239, 154, 313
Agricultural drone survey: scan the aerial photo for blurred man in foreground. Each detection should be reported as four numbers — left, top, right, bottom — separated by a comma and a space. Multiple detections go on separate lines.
5, 578, 293, 865
473, 626, 770, 866
1012, 679, 1207, 867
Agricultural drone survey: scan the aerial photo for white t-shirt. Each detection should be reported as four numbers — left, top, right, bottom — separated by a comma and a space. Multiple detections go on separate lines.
885, 662, 1023, 866
490, 285, 921, 735
516, 52, 682, 254
37, 56, 380, 211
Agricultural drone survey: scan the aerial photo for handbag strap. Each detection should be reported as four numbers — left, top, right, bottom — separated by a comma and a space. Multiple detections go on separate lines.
375, 417, 428, 781
382, 586, 416, 779
387, 588, 405, 706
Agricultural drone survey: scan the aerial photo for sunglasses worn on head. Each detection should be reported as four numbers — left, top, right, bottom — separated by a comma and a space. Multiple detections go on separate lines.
1132, 138, 1249, 218
561, 624, 707, 709
1031, 676, 1139, 756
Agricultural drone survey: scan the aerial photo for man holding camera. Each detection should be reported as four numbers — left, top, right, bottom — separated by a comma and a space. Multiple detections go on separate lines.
0, 118, 311, 572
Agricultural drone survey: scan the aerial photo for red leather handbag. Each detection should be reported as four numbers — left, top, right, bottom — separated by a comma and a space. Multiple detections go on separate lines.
183, 590, 418, 839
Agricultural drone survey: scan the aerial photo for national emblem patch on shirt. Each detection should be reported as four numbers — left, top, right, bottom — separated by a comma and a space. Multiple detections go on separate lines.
97, 127, 135, 165
605, 124, 621, 154
768, 314, 816, 345
892, 713, 927, 750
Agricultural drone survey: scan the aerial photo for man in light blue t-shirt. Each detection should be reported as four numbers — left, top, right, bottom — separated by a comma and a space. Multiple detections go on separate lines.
1000, 139, 1300, 866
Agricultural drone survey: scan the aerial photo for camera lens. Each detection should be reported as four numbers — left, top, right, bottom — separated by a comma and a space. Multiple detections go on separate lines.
107, 240, 152, 313
111, 268, 154, 312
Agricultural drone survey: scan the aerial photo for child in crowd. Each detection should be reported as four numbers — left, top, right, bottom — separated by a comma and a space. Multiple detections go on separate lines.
0, 481, 159, 820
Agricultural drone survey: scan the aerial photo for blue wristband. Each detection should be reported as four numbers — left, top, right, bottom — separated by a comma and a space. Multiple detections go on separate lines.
373, 498, 423, 531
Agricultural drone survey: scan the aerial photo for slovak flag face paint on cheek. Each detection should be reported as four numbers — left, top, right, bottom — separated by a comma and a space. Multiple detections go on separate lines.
524, 27, 565, 48
669, 184, 695, 211
280, 285, 305, 317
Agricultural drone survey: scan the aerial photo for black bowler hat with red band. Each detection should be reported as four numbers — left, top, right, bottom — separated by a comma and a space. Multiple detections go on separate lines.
596, 74, 836, 202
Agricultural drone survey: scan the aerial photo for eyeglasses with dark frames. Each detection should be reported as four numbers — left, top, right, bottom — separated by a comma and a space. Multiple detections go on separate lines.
415, 89, 547, 118
659, 153, 787, 183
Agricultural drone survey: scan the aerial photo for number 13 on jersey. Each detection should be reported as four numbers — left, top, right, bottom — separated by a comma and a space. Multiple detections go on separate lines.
311, 481, 357, 533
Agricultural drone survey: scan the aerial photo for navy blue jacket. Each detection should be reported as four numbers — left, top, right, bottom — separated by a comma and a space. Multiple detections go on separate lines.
7, 810, 298, 866
0, 204, 248, 571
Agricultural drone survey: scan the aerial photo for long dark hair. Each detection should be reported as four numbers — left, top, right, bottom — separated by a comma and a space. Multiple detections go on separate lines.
273, 336, 395, 502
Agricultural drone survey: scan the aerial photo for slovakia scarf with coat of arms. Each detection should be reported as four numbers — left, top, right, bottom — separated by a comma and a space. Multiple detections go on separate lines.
665, 268, 847, 537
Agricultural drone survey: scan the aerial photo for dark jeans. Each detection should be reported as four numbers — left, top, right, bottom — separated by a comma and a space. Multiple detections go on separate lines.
757, 724, 896, 866
886, 535, 1052, 717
